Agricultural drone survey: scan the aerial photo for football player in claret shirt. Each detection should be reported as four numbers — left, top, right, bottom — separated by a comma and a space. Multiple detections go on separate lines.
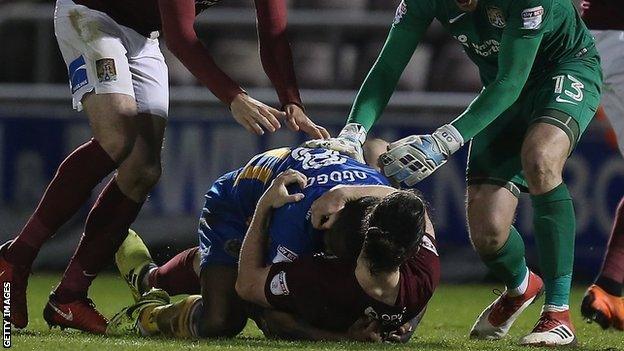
579, 0, 624, 331
0, 0, 328, 334
306, 0, 602, 346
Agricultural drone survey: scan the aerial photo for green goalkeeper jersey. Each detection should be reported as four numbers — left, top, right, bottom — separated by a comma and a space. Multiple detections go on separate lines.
348, 0, 599, 140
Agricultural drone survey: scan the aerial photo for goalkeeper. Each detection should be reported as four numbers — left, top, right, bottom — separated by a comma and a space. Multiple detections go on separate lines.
310, 0, 602, 346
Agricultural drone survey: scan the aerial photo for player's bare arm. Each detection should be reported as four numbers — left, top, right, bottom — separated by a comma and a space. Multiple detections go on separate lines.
236, 169, 308, 307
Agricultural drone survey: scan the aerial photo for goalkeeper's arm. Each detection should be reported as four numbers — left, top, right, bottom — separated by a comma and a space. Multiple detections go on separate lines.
450, 33, 543, 141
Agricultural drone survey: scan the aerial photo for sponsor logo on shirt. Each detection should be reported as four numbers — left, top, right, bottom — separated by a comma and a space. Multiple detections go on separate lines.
486, 6, 506, 28
95, 58, 117, 83
393, 0, 407, 25
453, 34, 500, 57
270, 271, 290, 296
521, 6, 544, 30
364, 306, 406, 325
275, 245, 298, 263
68, 55, 88, 94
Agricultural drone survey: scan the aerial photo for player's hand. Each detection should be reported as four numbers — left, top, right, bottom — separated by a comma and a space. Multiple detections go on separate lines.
347, 316, 382, 343
302, 123, 367, 163
380, 124, 464, 187
310, 186, 348, 230
384, 321, 414, 343
284, 104, 330, 139
230, 93, 285, 135
259, 170, 308, 209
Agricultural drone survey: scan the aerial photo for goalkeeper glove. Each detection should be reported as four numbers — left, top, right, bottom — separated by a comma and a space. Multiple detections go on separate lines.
380, 124, 464, 187
301, 123, 367, 163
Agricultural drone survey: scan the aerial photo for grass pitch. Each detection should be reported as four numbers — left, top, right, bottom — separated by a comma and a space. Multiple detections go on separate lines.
9, 274, 623, 350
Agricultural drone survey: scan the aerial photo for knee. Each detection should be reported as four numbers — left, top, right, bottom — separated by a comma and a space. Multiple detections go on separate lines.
133, 163, 162, 190
467, 191, 511, 255
98, 132, 136, 163
521, 148, 561, 190
199, 314, 247, 338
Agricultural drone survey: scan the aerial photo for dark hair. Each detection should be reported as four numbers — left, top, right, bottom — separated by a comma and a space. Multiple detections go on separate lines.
362, 190, 426, 275
323, 196, 380, 264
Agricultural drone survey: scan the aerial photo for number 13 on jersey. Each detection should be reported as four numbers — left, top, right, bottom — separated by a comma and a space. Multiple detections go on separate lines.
553, 74, 584, 105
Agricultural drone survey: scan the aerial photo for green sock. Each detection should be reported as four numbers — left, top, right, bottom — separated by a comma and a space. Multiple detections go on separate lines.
481, 226, 528, 291
531, 183, 575, 307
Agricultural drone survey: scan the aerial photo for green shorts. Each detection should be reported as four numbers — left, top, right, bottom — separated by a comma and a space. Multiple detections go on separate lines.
466, 57, 602, 196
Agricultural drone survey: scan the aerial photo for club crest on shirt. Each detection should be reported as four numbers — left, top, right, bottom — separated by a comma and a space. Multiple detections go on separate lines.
521, 6, 544, 30
486, 6, 506, 28
95, 58, 117, 83
394, 0, 407, 25
270, 271, 290, 296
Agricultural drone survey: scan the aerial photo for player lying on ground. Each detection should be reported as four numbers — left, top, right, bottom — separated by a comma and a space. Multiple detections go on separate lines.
0, 0, 327, 334
306, 0, 603, 346
579, 0, 624, 331
106, 143, 439, 341
236, 171, 438, 342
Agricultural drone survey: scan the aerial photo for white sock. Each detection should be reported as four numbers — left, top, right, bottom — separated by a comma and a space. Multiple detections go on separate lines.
543, 304, 569, 313
507, 267, 530, 297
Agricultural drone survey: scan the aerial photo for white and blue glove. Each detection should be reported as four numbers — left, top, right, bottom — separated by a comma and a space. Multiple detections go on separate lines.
301, 123, 367, 163
380, 124, 464, 187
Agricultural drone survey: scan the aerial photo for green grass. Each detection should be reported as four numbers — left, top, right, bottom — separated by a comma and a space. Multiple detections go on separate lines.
9, 274, 623, 350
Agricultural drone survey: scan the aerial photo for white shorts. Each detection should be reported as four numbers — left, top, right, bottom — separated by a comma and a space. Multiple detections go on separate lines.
54, 0, 169, 118
593, 30, 624, 156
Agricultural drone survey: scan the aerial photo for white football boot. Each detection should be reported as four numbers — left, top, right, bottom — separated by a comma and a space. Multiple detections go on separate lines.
519, 306, 577, 346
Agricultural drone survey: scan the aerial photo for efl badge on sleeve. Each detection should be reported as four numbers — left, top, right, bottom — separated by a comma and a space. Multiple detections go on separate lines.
269, 271, 290, 296
96, 58, 117, 83
487, 6, 506, 28
521, 6, 544, 30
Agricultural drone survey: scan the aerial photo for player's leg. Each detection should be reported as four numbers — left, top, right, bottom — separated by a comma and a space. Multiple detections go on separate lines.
0, 93, 136, 329
465, 104, 543, 340
45, 113, 166, 333
197, 266, 248, 337
44, 24, 170, 333
582, 31, 624, 330
146, 247, 201, 296
517, 120, 577, 346
108, 267, 245, 339
519, 59, 601, 345
0, 1, 140, 328
468, 185, 542, 339
114, 230, 201, 301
